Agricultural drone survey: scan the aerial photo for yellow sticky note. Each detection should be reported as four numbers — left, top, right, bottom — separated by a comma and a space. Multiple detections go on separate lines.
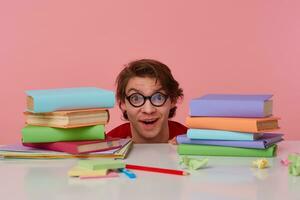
68, 166, 108, 177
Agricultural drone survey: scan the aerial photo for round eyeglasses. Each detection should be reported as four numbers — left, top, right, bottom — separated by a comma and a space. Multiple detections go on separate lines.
125, 92, 169, 107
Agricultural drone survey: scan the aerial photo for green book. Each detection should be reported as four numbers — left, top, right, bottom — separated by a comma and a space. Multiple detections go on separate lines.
177, 144, 277, 157
78, 159, 125, 170
22, 125, 105, 143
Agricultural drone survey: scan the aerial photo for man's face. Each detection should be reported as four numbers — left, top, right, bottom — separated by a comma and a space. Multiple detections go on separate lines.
120, 76, 175, 143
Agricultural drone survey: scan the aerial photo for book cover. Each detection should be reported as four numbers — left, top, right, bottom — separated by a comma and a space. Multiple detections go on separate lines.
177, 144, 277, 157
186, 129, 263, 141
23, 138, 121, 154
185, 116, 279, 132
26, 87, 115, 113
190, 94, 273, 117
21, 125, 105, 143
24, 108, 109, 128
177, 133, 283, 149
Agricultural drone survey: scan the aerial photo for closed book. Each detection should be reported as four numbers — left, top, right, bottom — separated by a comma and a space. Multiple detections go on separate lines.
26, 87, 115, 113
24, 108, 109, 128
21, 125, 105, 143
177, 133, 283, 149
185, 116, 279, 133
190, 94, 273, 117
177, 144, 277, 157
23, 138, 121, 154
187, 129, 263, 140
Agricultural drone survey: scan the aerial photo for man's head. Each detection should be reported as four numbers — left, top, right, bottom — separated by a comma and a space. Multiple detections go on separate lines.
116, 59, 183, 142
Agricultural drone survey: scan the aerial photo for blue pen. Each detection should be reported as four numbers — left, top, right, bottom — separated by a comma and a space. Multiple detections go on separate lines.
119, 168, 137, 179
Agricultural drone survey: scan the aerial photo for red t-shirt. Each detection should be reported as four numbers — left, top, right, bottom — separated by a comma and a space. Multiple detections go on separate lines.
106, 120, 187, 140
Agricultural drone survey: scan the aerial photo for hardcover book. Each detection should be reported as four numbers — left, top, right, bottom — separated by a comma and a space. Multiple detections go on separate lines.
21, 125, 105, 143
24, 108, 109, 128
186, 129, 263, 141
177, 144, 277, 157
23, 138, 121, 154
26, 87, 115, 113
177, 133, 283, 149
190, 94, 273, 117
185, 116, 279, 133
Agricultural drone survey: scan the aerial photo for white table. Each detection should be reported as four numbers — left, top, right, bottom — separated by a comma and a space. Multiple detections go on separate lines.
0, 141, 299, 200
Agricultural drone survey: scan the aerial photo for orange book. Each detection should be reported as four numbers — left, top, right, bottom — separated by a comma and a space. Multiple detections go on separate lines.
185, 116, 280, 133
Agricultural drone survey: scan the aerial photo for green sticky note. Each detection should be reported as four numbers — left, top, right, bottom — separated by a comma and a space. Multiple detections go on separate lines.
78, 159, 125, 170
288, 153, 300, 176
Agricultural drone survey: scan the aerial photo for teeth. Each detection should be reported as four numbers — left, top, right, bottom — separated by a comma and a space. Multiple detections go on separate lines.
144, 119, 155, 122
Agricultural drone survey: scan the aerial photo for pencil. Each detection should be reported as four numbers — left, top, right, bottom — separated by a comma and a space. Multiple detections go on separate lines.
125, 164, 189, 176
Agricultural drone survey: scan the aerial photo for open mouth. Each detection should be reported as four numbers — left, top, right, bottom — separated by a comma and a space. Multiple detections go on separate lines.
140, 119, 158, 125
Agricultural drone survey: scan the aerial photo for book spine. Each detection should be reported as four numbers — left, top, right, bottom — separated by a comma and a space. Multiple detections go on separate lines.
187, 129, 256, 141
21, 125, 105, 143
27, 91, 115, 113
176, 135, 266, 149
185, 117, 259, 132
177, 144, 277, 157
190, 99, 265, 117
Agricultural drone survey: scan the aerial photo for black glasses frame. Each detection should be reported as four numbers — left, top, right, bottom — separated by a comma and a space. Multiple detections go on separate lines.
125, 92, 169, 107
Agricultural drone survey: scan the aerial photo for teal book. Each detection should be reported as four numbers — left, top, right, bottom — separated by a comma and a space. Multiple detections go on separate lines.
26, 87, 115, 113
187, 129, 262, 141
177, 144, 277, 157
22, 125, 105, 143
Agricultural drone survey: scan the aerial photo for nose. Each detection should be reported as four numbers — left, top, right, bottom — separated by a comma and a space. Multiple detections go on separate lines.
141, 99, 156, 114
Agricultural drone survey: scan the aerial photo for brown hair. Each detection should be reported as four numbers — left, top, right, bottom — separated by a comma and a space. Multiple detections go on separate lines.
116, 59, 183, 119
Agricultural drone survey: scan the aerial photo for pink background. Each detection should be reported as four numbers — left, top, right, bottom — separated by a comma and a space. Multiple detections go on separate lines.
1, 0, 299, 144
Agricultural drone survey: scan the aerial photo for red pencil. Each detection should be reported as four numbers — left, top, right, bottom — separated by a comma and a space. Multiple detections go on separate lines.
125, 164, 189, 176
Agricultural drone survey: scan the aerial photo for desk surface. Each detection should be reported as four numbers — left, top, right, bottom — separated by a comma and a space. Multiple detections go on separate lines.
0, 141, 299, 200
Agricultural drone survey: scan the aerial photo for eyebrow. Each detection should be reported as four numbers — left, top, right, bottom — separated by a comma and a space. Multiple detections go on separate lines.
126, 87, 165, 95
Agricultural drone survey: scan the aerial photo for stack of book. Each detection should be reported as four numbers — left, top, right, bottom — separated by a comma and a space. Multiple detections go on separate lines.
177, 94, 283, 157
16, 87, 131, 157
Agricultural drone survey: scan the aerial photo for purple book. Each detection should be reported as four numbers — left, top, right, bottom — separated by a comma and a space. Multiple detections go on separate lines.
176, 133, 283, 149
190, 94, 273, 117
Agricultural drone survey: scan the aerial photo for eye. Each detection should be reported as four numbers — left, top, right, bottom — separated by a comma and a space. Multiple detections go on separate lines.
151, 93, 166, 104
129, 93, 144, 104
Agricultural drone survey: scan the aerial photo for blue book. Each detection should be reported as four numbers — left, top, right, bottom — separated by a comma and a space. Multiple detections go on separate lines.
26, 87, 115, 113
190, 94, 273, 117
187, 129, 263, 141
177, 133, 283, 149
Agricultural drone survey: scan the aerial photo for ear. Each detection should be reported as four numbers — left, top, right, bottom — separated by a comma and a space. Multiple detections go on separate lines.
170, 100, 177, 109
120, 100, 127, 112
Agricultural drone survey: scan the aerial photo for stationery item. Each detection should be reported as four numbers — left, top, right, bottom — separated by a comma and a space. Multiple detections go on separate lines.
26, 87, 115, 113
179, 156, 208, 170
177, 133, 283, 149
185, 116, 279, 132
252, 158, 269, 169
125, 164, 189, 176
79, 171, 119, 179
23, 138, 121, 154
68, 166, 108, 177
0, 139, 132, 159
21, 125, 105, 143
190, 94, 273, 117
186, 129, 263, 141
78, 159, 125, 170
288, 153, 300, 176
177, 144, 277, 157
24, 108, 109, 128
119, 168, 137, 179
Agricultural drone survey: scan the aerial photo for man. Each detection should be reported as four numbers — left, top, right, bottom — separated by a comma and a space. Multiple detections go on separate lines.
106, 59, 187, 143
